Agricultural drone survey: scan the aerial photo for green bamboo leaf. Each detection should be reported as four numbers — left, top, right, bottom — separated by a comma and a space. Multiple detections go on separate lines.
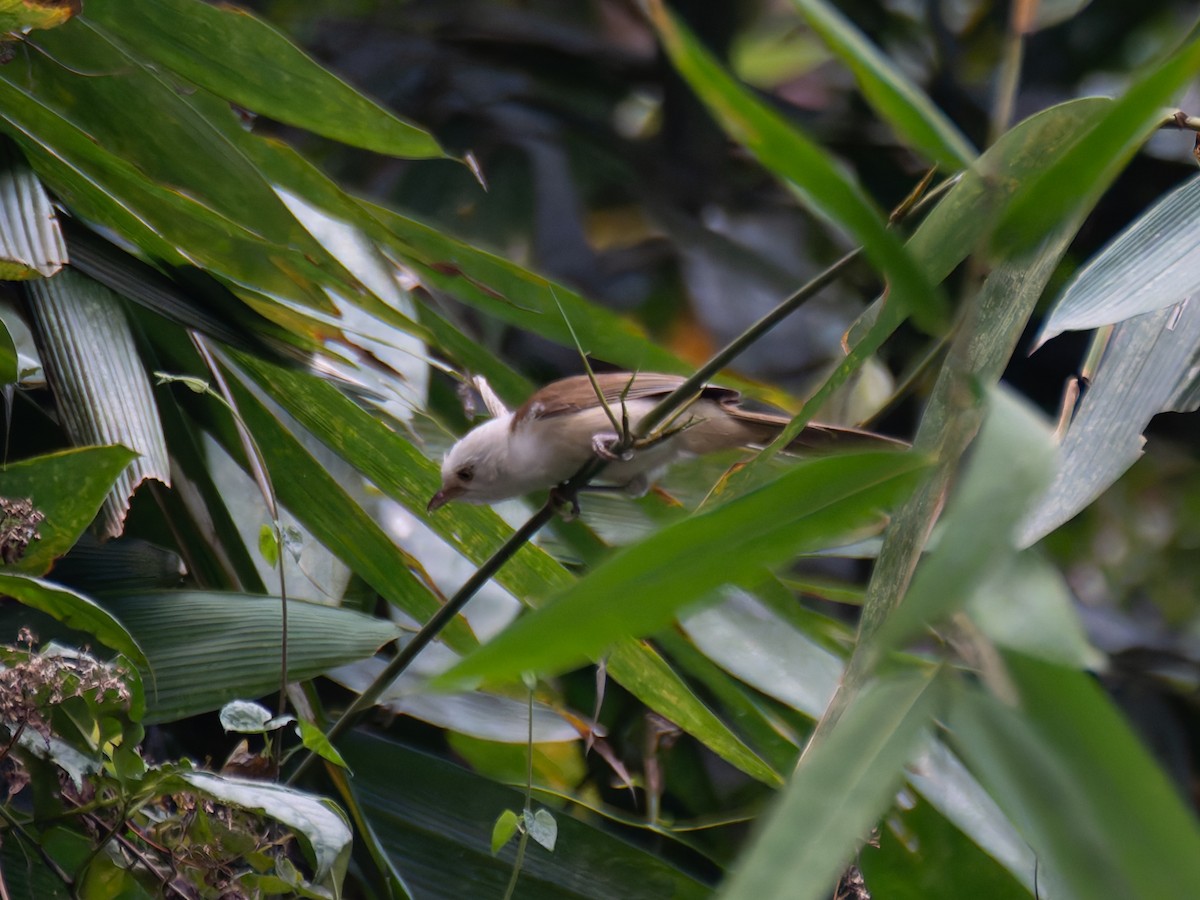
994, 31, 1200, 253
946, 655, 1200, 899
1020, 300, 1200, 545
437, 451, 925, 687
646, 0, 944, 331
8, 19, 320, 258
872, 388, 1057, 655
0, 21, 354, 316
791, 0, 975, 168
905, 97, 1109, 282
1036, 171, 1200, 343
0, 445, 136, 575
0, 572, 147, 671
84, 0, 444, 160
720, 670, 941, 900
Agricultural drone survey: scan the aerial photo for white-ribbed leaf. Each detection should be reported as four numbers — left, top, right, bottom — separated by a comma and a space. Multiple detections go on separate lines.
1021, 300, 1200, 544
1037, 173, 1200, 345
0, 138, 66, 280
182, 771, 351, 886
24, 269, 169, 538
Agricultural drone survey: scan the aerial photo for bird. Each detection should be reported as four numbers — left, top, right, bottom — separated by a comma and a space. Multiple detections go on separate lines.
427, 372, 902, 511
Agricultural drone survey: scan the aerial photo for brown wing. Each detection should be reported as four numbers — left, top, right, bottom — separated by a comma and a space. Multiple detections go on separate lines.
513, 372, 741, 424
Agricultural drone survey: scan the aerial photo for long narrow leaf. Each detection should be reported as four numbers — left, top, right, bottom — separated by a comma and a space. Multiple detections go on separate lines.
437, 451, 925, 687
791, 0, 975, 168
84, 0, 445, 160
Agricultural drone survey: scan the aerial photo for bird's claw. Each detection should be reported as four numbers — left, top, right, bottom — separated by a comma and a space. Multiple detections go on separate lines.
592, 432, 634, 462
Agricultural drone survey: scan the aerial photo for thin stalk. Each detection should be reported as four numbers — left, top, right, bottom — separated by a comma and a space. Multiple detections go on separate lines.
501, 685, 538, 900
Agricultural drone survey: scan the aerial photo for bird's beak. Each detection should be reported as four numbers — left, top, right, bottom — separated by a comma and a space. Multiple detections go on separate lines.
426, 486, 460, 512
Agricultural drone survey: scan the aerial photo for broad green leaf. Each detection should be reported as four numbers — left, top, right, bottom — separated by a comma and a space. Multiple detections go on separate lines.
0, 837, 70, 899
0, 572, 147, 671
437, 451, 925, 687
1036, 171, 1200, 343
646, 0, 944, 332
84, 0, 445, 160
791, 0, 975, 168
946, 656, 1200, 899
1007, 654, 1200, 893
872, 388, 1057, 655
183, 771, 351, 886
719, 670, 941, 900
995, 31, 1200, 253
0, 445, 136, 574
97, 591, 403, 724
1019, 300, 1200, 544
218, 364, 478, 653
342, 731, 711, 899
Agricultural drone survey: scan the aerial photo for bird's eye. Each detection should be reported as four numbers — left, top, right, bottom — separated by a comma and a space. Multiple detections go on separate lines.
456, 466, 474, 483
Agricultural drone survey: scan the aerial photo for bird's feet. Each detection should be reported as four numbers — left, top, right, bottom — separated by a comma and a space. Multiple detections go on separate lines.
591, 432, 635, 462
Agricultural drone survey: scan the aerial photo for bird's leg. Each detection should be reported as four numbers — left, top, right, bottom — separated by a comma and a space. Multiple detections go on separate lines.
591, 432, 636, 462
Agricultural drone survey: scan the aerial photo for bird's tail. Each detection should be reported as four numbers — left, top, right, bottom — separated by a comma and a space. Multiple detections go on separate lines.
718, 408, 908, 454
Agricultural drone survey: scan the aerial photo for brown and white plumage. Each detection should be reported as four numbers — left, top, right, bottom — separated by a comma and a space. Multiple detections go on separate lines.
428, 373, 898, 509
